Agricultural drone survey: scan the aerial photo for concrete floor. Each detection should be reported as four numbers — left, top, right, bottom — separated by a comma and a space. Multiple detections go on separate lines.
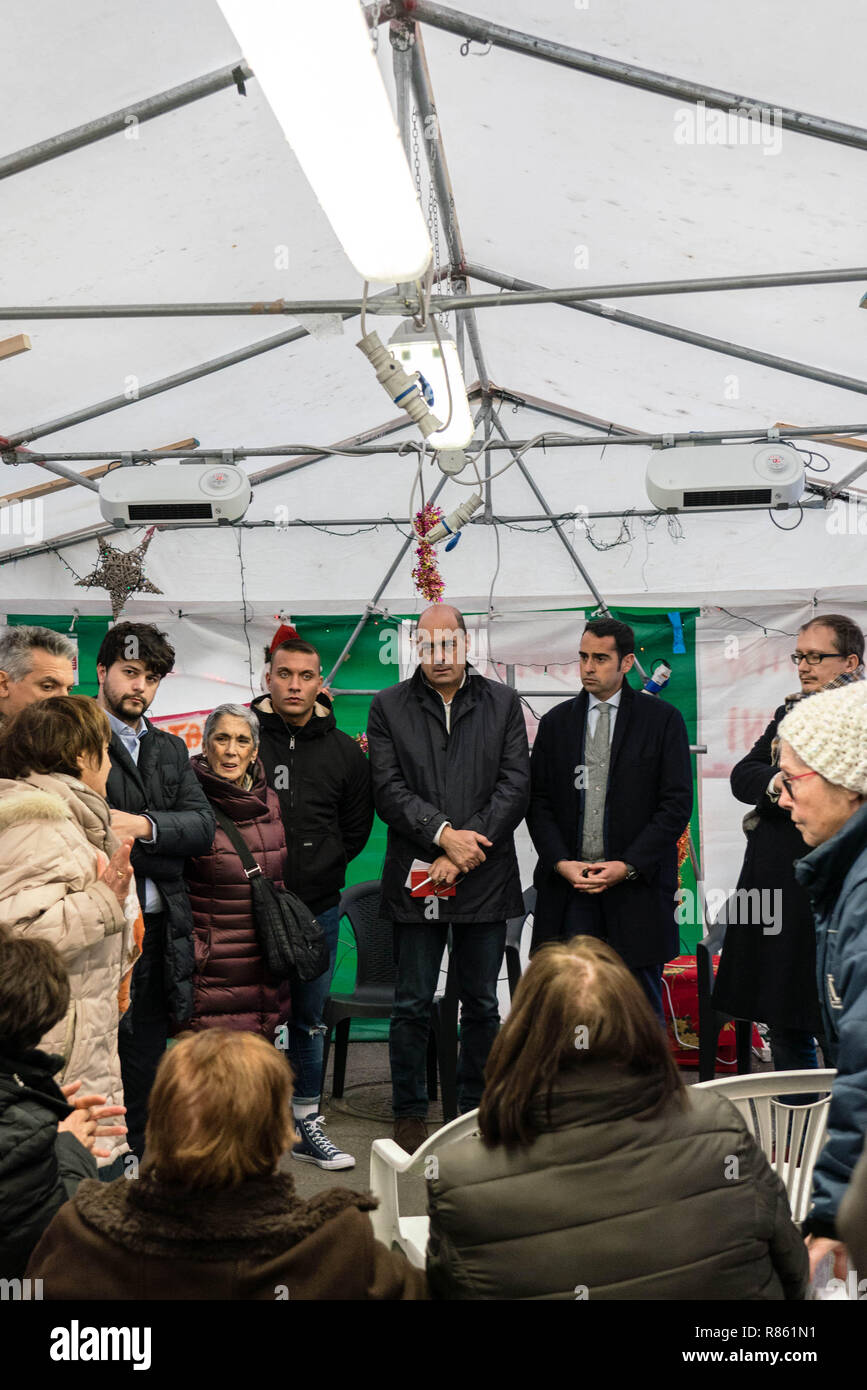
279, 1040, 430, 1217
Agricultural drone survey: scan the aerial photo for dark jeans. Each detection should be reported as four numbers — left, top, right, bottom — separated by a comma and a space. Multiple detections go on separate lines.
118, 911, 168, 1161
768, 1025, 826, 1106
285, 904, 341, 1105
390, 920, 506, 1118
768, 1025, 818, 1073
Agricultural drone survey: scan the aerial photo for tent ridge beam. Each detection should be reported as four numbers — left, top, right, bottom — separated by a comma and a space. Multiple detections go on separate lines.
383, 1, 867, 152
464, 263, 867, 398
0, 499, 841, 571
9, 421, 867, 464
2, 282, 407, 448
5, 267, 866, 319
0, 63, 254, 182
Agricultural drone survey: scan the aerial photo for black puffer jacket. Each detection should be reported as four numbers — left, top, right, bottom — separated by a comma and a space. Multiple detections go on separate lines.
426, 1064, 809, 1300
367, 667, 529, 923
250, 695, 373, 916
106, 720, 216, 1024
0, 1048, 97, 1279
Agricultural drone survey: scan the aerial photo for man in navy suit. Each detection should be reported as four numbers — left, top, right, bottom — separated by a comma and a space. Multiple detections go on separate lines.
527, 617, 693, 1019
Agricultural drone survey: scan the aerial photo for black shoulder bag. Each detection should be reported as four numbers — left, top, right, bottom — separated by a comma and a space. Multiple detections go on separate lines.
211, 806, 329, 984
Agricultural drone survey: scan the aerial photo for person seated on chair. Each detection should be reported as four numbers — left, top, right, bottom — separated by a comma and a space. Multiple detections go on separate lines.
0, 934, 126, 1278
425, 936, 808, 1300
772, 680, 867, 1285
27, 1028, 428, 1300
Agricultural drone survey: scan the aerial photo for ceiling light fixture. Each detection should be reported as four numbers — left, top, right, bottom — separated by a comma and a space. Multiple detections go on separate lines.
216, 0, 432, 283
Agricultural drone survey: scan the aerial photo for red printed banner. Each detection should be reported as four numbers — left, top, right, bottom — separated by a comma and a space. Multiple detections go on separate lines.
148, 708, 209, 755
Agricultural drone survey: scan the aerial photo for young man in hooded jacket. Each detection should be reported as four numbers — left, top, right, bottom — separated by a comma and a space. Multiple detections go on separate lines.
251, 638, 373, 1170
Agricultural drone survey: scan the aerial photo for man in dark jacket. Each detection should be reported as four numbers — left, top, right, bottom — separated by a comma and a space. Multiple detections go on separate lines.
774, 679, 867, 1282
527, 617, 693, 1019
712, 614, 864, 1073
96, 623, 215, 1163
367, 604, 530, 1153
251, 638, 373, 1170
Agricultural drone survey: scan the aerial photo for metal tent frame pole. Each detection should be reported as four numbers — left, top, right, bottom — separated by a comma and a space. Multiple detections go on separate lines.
382, 1, 867, 153
488, 407, 612, 616
3, 285, 407, 448
7, 420, 867, 465
463, 263, 867, 400
409, 31, 491, 393
488, 406, 669, 682
4, 267, 864, 319
0, 64, 253, 181
0, 493, 839, 569
322, 471, 450, 686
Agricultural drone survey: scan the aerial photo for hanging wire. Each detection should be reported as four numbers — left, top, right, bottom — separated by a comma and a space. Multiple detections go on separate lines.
235, 527, 255, 697
768, 503, 804, 531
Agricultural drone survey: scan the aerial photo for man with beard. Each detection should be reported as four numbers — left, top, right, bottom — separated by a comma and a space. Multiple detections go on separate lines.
96, 622, 214, 1162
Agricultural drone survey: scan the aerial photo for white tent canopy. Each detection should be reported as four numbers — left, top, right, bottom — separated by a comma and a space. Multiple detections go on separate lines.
1, 1, 866, 909
1, 0, 865, 617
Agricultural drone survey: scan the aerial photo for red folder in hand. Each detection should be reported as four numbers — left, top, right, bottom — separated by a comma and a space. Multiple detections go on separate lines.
409, 870, 457, 898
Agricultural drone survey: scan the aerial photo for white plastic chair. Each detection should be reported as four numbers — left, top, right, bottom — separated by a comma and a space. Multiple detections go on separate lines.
369, 1109, 481, 1267
693, 1069, 836, 1222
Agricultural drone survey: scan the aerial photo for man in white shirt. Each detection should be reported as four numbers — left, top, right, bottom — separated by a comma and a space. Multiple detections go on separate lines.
528, 617, 693, 1020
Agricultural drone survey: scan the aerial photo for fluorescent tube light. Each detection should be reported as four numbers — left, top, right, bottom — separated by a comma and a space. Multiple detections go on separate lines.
217, 0, 432, 283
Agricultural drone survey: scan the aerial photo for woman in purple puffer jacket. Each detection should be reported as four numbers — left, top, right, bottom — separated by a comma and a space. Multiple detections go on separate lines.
183, 704, 291, 1041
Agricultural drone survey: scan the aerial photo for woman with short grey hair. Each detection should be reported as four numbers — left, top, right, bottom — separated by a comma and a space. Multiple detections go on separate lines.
201, 703, 261, 777
180, 703, 291, 1039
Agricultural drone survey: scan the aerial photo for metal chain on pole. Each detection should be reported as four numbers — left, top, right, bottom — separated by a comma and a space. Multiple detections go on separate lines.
414, 104, 448, 332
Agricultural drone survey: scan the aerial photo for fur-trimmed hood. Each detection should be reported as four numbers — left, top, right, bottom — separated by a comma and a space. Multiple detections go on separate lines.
73, 1170, 378, 1262
0, 772, 114, 852
0, 781, 72, 831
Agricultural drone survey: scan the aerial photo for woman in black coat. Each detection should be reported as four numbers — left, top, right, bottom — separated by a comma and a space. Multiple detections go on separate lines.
0, 936, 124, 1278
712, 619, 863, 1069
711, 702, 823, 1065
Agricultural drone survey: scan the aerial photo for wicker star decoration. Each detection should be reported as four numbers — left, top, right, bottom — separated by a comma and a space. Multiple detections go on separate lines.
76, 526, 163, 619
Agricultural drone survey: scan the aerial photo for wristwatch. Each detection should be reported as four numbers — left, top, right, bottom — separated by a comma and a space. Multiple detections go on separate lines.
624, 863, 639, 881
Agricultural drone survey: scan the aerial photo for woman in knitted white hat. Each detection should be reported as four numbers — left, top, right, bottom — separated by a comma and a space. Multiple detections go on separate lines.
776, 679, 867, 1283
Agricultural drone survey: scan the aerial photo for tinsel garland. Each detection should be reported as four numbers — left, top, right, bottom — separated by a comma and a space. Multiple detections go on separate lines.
412, 502, 445, 603
677, 825, 691, 886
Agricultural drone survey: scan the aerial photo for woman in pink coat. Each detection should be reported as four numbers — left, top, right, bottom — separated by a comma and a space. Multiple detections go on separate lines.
183, 704, 291, 1041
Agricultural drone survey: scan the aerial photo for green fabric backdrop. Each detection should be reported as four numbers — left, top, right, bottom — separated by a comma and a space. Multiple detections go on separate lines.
8, 607, 701, 1043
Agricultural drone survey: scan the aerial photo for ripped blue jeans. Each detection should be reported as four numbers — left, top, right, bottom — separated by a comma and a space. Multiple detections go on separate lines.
286, 904, 340, 1105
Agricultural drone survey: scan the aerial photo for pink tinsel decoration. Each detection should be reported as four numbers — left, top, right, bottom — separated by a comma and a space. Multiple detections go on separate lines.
412, 501, 445, 603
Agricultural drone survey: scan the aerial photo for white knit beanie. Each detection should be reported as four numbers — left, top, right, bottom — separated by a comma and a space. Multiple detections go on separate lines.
777, 680, 867, 796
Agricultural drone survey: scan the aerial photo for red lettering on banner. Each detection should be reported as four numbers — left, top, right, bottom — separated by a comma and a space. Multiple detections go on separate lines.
740, 710, 768, 748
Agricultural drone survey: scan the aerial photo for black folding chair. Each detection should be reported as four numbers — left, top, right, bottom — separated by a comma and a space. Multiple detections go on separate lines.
320, 881, 457, 1117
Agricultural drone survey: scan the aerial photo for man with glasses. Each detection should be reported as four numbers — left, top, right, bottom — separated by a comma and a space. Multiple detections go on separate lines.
713, 613, 864, 1075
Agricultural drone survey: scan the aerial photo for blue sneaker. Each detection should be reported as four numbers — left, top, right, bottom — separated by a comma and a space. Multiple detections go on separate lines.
292, 1114, 356, 1171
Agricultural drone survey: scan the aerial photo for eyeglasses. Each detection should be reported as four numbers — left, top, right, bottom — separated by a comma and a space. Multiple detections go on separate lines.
789, 651, 844, 666
780, 770, 819, 797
